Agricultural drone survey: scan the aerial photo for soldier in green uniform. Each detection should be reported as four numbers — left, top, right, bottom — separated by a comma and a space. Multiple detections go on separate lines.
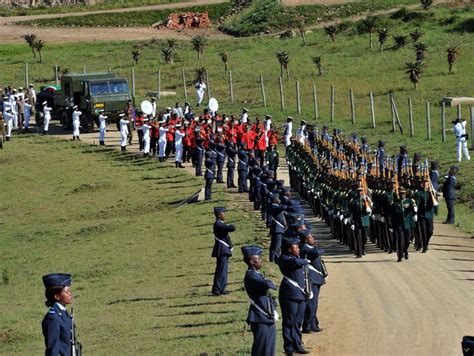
350, 187, 371, 258
392, 187, 417, 262
266, 144, 280, 180
415, 177, 435, 253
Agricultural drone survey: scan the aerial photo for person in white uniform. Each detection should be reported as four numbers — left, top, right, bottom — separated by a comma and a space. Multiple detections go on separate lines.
296, 119, 308, 145
158, 121, 168, 162
4, 109, 14, 141
10, 95, 18, 128
240, 108, 249, 124
43, 101, 52, 135
98, 110, 107, 146
119, 114, 130, 152
72, 106, 82, 140
151, 97, 157, 118
451, 118, 471, 161
142, 118, 152, 157
195, 80, 206, 107
283, 116, 293, 150
174, 123, 185, 168
28, 84, 37, 106
23, 98, 32, 133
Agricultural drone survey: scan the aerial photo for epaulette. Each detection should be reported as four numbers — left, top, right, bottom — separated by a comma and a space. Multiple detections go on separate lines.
48, 308, 56, 314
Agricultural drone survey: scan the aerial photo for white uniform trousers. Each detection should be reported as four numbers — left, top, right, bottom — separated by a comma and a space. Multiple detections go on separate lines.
175, 143, 183, 162
457, 138, 471, 161
158, 140, 167, 157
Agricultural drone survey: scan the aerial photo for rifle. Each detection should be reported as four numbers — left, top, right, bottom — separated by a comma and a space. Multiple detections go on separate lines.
71, 308, 82, 356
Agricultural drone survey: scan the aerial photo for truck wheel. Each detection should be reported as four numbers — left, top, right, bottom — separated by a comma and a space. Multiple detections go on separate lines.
82, 113, 94, 133
61, 111, 72, 130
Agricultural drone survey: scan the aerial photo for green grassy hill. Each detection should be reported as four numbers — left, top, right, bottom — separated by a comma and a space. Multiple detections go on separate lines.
0, 136, 279, 354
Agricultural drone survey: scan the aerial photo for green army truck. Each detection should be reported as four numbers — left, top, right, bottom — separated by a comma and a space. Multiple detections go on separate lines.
55, 72, 131, 132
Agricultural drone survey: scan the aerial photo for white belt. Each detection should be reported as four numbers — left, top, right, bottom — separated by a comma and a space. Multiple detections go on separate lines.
217, 151, 225, 157
214, 237, 233, 250
271, 217, 286, 230
283, 276, 311, 298
206, 168, 215, 175
239, 161, 248, 166
228, 158, 234, 163
307, 264, 324, 277
249, 299, 279, 321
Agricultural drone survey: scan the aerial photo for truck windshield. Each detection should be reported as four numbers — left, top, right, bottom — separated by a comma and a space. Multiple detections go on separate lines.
90, 81, 128, 95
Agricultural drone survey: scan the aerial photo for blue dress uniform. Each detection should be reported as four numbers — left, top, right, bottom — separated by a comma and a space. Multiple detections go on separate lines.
42, 273, 73, 356
278, 238, 310, 355
212, 207, 235, 296
299, 235, 326, 333
269, 198, 287, 262
442, 166, 458, 224
195, 135, 204, 176
252, 166, 263, 210
238, 149, 249, 193
226, 142, 238, 188
242, 246, 277, 356
215, 140, 226, 183
204, 152, 216, 201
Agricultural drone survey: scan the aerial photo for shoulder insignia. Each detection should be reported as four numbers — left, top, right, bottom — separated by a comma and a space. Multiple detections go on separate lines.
48, 308, 56, 314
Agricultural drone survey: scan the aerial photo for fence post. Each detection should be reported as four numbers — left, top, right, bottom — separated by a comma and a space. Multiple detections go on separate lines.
131, 67, 136, 98
279, 77, 285, 110
457, 104, 461, 120
83, 66, 86, 74
426, 101, 431, 140
260, 75, 267, 107
313, 85, 318, 120
54, 65, 59, 86
330, 85, 335, 122
441, 102, 446, 143
408, 97, 414, 137
390, 92, 395, 132
182, 69, 187, 100
206, 70, 211, 100
228, 70, 234, 103
349, 88, 355, 124
157, 69, 161, 100
369, 91, 375, 128
470, 106, 474, 150
391, 97, 404, 134
296, 81, 301, 115
108, 66, 111, 72
24, 62, 29, 88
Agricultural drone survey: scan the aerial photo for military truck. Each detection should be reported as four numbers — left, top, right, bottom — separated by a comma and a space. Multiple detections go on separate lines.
54, 72, 131, 132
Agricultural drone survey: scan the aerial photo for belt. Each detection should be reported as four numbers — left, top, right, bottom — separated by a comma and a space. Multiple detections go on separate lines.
249, 298, 277, 321
307, 264, 324, 277
214, 237, 233, 250
271, 217, 286, 230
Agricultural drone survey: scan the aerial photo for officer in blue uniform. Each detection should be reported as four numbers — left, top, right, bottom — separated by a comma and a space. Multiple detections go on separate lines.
442, 165, 459, 224
278, 237, 310, 355
269, 194, 287, 262
42, 273, 79, 356
299, 230, 326, 334
212, 207, 235, 296
226, 141, 238, 188
204, 151, 216, 201
215, 138, 226, 183
242, 245, 277, 356
238, 149, 249, 193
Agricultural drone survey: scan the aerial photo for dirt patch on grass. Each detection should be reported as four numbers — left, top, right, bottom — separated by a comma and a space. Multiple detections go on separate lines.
282, 0, 358, 6
71, 182, 109, 193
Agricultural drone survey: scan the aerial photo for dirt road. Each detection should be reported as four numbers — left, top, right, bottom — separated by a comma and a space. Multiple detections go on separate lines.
34, 123, 473, 356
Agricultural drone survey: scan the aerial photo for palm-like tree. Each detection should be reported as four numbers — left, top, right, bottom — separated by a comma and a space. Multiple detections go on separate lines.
194, 66, 207, 83
191, 35, 207, 59
161, 46, 174, 64
166, 38, 177, 49
410, 28, 424, 42
324, 25, 338, 43
131, 50, 141, 65
447, 45, 460, 73
221, 52, 228, 73
405, 61, 424, 89
23, 34, 37, 58
312, 56, 322, 76
297, 17, 307, 46
361, 16, 378, 49
378, 28, 389, 52
420, 0, 433, 10
33, 39, 45, 63
276, 51, 290, 80
393, 35, 407, 49
414, 42, 428, 62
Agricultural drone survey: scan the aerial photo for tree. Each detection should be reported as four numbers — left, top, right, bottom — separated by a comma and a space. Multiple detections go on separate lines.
276, 51, 290, 80
312, 56, 322, 76
420, 0, 433, 10
194, 66, 207, 83
324, 25, 338, 43
297, 17, 307, 46
22, 34, 37, 58
414, 41, 428, 62
378, 28, 389, 52
131, 49, 141, 65
166, 38, 177, 49
191, 35, 207, 59
161, 46, 174, 64
221, 52, 228, 73
33, 39, 45, 63
410, 28, 424, 42
405, 61, 424, 89
361, 16, 378, 50
393, 35, 407, 49
446, 45, 460, 73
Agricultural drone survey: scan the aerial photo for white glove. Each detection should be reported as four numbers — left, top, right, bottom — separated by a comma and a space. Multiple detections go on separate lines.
413, 206, 418, 213
339, 214, 344, 221
350, 224, 355, 231
434, 201, 438, 207
380, 216, 385, 223
344, 218, 349, 225
273, 310, 280, 321
413, 214, 418, 222
366, 207, 372, 214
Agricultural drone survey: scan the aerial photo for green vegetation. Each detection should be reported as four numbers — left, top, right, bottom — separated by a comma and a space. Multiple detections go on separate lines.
0, 4, 473, 232
0, 0, 187, 17
0, 136, 280, 353
18, 2, 232, 27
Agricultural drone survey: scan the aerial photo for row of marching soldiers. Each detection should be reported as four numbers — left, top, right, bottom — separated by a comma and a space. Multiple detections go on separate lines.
286, 132, 439, 262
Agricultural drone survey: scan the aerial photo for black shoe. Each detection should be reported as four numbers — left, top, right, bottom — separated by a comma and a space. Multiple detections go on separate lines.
443, 221, 454, 224
405, 253, 408, 260
5, 137, 10, 141
422, 249, 427, 253
314, 327, 323, 332
388, 250, 393, 254
211, 292, 221, 297
221, 291, 230, 295
285, 353, 294, 356
296, 349, 310, 354
302, 330, 313, 334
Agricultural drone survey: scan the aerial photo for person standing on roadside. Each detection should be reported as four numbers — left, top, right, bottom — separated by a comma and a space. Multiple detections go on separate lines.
72, 106, 82, 141
442, 166, 459, 225
98, 110, 107, 146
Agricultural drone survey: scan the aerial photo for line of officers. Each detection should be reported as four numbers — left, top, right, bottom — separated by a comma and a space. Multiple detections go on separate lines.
286, 139, 439, 262
212, 167, 329, 355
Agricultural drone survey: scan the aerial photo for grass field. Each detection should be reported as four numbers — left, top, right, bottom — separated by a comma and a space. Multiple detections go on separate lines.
1, 4, 473, 232
18, 2, 232, 27
0, 0, 188, 17
0, 135, 283, 354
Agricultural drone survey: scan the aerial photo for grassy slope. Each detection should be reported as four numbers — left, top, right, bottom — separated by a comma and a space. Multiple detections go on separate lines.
0, 0, 187, 17
0, 136, 280, 354
18, 2, 231, 27
1, 5, 473, 231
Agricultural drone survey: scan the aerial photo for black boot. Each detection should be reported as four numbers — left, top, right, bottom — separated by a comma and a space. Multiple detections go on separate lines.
99, 141, 105, 146
6, 136, 10, 141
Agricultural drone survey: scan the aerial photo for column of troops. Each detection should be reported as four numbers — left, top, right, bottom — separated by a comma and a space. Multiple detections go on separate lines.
286, 131, 439, 262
